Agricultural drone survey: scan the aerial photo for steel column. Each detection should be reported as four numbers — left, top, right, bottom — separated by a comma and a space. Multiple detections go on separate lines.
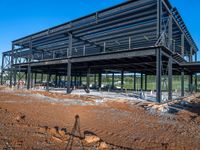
168, 56, 172, 100
55, 73, 58, 87
87, 67, 91, 90
0, 54, 4, 85
98, 73, 102, 90
25, 72, 27, 85
145, 74, 147, 91
79, 73, 82, 86
31, 73, 34, 88
67, 62, 71, 94
94, 74, 97, 88
141, 73, 143, 90
157, 0, 162, 38
181, 69, 184, 97
189, 74, 193, 93
27, 65, 31, 90
195, 74, 198, 92
13, 69, 17, 87
133, 73, 136, 91
168, 14, 173, 50
10, 44, 14, 88
156, 48, 162, 103
112, 73, 114, 89
74, 75, 77, 87
35, 73, 37, 85
41, 73, 43, 84
121, 70, 124, 92
46, 70, 51, 92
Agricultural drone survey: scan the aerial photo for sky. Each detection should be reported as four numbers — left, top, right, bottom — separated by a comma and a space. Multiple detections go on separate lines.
0, 0, 200, 63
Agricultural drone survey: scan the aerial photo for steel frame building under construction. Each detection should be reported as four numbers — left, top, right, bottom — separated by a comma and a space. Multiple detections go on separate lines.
1, 0, 200, 102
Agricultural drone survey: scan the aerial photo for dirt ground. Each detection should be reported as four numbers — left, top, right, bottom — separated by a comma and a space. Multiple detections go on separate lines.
0, 86, 200, 150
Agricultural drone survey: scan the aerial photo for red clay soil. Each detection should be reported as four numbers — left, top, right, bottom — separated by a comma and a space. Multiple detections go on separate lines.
0, 86, 200, 149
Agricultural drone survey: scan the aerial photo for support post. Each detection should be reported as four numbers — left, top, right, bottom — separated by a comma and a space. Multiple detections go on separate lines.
31, 73, 34, 88
74, 75, 77, 88
0, 54, 4, 85
55, 73, 58, 88
46, 70, 51, 92
13, 68, 17, 87
87, 67, 91, 90
156, 48, 162, 103
195, 74, 198, 92
168, 56, 173, 100
98, 73, 102, 90
67, 62, 71, 94
141, 73, 143, 90
94, 74, 97, 88
189, 74, 193, 93
157, 0, 162, 38
58, 75, 61, 88
79, 73, 82, 86
41, 73, 43, 84
10, 44, 14, 88
27, 65, 31, 90
145, 74, 147, 91
134, 73, 136, 91
181, 68, 184, 97
168, 14, 173, 50
121, 70, 124, 92
112, 73, 114, 89
35, 73, 37, 85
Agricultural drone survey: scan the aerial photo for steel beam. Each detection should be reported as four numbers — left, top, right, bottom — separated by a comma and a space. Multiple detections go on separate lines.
68, 33, 72, 58
189, 47, 193, 62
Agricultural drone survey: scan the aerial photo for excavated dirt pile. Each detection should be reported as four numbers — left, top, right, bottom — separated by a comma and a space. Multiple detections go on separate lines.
0, 86, 200, 149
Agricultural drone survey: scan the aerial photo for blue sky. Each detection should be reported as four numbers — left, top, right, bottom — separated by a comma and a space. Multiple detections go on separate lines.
0, 0, 199, 62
